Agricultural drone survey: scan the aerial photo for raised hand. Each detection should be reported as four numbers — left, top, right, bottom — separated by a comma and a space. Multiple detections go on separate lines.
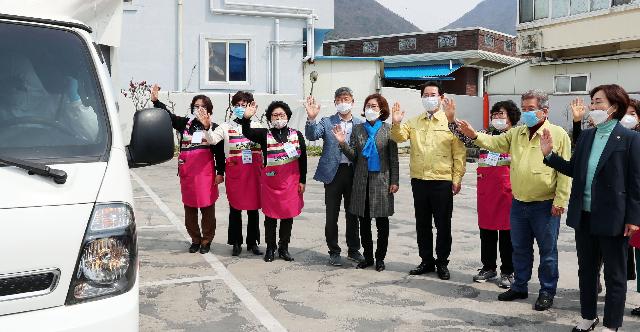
151, 84, 160, 102
456, 119, 477, 139
540, 128, 554, 157
305, 96, 320, 121
391, 102, 404, 124
332, 124, 346, 144
570, 98, 586, 122
443, 96, 456, 123
244, 101, 258, 119
195, 108, 211, 130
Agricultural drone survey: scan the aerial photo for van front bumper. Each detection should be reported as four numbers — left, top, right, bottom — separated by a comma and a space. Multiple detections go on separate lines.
0, 281, 138, 332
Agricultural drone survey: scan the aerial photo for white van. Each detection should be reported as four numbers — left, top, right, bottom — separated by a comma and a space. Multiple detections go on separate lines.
0, 11, 174, 332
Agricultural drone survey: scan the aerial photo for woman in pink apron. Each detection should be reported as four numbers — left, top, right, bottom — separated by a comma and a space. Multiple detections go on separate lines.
205, 91, 264, 257
449, 100, 520, 288
151, 86, 225, 254
241, 101, 307, 262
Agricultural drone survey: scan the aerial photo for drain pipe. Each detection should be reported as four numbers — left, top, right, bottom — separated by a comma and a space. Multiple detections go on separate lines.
274, 18, 280, 94
177, 0, 184, 91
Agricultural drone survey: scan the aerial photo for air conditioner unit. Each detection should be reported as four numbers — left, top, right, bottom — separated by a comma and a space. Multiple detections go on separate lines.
517, 31, 543, 54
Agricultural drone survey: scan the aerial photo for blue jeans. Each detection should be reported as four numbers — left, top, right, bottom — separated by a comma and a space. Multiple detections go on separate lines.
509, 199, 560, 296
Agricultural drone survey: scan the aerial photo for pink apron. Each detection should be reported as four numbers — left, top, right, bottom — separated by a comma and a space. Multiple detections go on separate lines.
477, 152, 512, 230
260, 129, 303, 219
177, 118, 219, 208
225, 126, 262, 211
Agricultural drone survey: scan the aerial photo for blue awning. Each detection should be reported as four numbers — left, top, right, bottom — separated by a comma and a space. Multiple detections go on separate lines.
384, 64, 462, 80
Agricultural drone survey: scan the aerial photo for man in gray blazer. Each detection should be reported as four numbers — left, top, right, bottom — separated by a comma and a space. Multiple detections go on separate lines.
305, 87, 365, 266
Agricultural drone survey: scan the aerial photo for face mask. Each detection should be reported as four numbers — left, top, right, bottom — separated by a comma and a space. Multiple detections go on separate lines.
422, 97, 439, 112
521, 110, 541, 127
589, 106, 613, 126
364, 107, 380, 122
233, 106, 245, 119
491, 118, 508, 131
271, 119, 288, 129
620, 114, 639, 129
336, 103, 352, 115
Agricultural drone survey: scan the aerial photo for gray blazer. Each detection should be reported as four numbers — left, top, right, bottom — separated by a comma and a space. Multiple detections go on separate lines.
340, 122, 399, 218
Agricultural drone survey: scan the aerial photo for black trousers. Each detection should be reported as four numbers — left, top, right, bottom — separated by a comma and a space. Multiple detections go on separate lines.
324, 164, 360, 255
227, 205, 260, 246
264, 217, 293, 249
575, 212, 628, 329
359, 180, 389, 262
480, 228, 514, 274
411, 179, 453, 265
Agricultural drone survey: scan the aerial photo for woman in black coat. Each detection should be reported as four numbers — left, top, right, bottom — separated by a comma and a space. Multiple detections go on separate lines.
540, 84, 640, 332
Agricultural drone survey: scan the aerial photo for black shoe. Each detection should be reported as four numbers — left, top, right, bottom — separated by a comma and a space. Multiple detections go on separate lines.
632, 306, 640, 316
436, 264, 450, 280
534, 293, 554, 311
264, 248, 275, 262
409, 262, 435, 275
498, 289, 528, 301
248, 245, 263, 255
572, 317, 599, 332
232, 244, 242, 256
199, 242, 211, 254
278, 248, 294, 261
356, 260, 374, 269
188, 243, 200, 253
375, 260, 385, 272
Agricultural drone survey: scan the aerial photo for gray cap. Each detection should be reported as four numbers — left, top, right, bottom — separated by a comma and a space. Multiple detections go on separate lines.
334, 87, 353, 99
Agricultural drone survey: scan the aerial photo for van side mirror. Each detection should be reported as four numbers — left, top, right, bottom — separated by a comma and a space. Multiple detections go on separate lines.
127, 108, 174, 168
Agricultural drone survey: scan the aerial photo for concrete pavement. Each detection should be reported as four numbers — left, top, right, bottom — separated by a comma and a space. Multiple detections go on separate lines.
132, 156, 640, 331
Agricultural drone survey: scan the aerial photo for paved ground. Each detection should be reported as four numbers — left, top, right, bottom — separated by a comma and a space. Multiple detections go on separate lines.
132, 157, 640, 332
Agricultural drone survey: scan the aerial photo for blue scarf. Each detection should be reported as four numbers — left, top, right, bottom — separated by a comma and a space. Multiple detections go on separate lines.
362, 120, 382, 172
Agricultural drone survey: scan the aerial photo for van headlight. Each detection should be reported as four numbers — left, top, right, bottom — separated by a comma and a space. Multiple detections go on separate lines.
65, 203, 137, 305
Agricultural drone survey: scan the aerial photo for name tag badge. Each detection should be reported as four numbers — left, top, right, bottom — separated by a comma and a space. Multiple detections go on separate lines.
283, 142, 298, 158
266, 171, 277, 177
191, 131, 204, 144
242, 149, 253, 164
485, 152, 500, 166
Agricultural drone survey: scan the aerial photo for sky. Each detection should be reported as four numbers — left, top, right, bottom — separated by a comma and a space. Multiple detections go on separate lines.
374, 0, 485, 31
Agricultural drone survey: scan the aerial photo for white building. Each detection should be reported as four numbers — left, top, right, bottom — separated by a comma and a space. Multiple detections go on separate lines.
486, 0, 640, 128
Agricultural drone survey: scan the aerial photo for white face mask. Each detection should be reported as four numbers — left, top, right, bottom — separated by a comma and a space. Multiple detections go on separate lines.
271, 119, 288, 129
422, 96, 439, 112
491, 118, 509, 131
589, 106, 613, 126
335, 103, 352, 115
364, 107, 380, 122
621, 114, 639, 129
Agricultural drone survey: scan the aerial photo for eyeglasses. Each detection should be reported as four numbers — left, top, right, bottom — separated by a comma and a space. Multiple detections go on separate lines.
271, 113, 287, 119
365, 105, 380, 109
491, 111, 508, 119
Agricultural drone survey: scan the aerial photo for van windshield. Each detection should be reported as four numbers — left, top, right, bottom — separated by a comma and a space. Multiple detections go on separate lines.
0, 21, 109, 163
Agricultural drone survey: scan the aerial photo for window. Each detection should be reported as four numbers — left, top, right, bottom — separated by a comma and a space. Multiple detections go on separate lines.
535, 0, 550, 19
554, 74, 589, 93
570, 0, 589, 14
591, 0, 610, 10
206, 41, 248, 83
484, 34, 495, 47
551, 0, 570, 18
504, 40, 514, 52
399, 38, 416, 51
330, 44, 345, 56
362, 41, 379, 54
520, 0, 534, 22
438, 35, 457, 48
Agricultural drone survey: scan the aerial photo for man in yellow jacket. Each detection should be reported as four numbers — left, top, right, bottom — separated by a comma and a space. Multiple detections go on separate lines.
391, 81, 466, 280
456, 90, 571, 312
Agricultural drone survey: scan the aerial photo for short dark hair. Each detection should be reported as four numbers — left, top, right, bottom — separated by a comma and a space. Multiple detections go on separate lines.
491, 100, 520, 125
363, 93, 390, 121
629, 98, 640, 112
190, 94, 213, 114
266, 100, 292, 120
334, 87, 353, 99
590, 84, 630, 121
231, 91, 254, 106
420, 81, 443, 96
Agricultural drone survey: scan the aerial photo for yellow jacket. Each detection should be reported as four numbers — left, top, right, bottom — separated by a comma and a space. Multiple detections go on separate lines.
391, 110, 466, 184
474, 120, 571, 208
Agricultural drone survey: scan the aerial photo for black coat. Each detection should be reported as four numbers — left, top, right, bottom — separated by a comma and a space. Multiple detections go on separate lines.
544, 122, 640, 236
